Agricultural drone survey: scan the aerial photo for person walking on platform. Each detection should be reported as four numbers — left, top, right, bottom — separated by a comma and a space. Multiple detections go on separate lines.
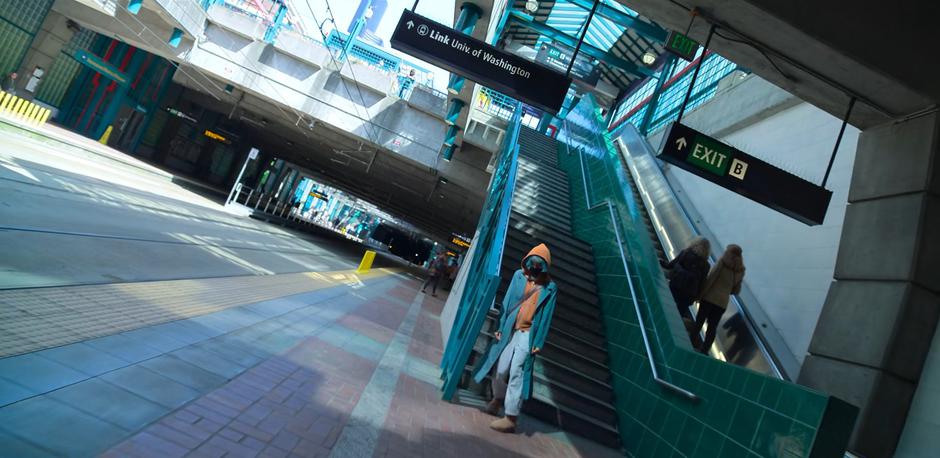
420, 252, 448, 296
662, 237, 711, 324
474, 244, 558, 433
693, 244, 746, 354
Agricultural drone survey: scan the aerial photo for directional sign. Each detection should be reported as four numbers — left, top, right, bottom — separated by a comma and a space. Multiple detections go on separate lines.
659, 122, 833, 225
664, 31, 698, 62
391, 10, 571, 113
74, 49, 129, 87
536, 43, 600, 87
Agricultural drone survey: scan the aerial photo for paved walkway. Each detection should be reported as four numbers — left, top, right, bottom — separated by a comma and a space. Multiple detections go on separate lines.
0, 271, 618, 457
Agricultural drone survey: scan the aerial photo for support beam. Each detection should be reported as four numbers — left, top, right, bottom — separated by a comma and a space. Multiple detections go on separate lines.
507, 11, 655, 78
565, 0, 667, 42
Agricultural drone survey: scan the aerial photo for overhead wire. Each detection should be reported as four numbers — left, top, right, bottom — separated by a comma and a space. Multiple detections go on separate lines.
317, 0, 385, 143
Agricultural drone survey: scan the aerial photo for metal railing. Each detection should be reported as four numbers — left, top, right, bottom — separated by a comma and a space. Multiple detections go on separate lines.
439, 103, 524, 400
563, 118, 698, 402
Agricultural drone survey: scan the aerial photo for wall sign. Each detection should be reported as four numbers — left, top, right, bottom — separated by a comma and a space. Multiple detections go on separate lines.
390, 10, 571, 113
659, 122, 833, 225
74, 49, 129, 87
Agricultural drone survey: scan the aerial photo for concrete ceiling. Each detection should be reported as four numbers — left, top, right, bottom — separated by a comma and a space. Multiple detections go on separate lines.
172, 70, 486, 241
620, 0, 938, 129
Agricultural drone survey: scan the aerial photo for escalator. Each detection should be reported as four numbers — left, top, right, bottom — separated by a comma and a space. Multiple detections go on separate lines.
615, 124, 799, 381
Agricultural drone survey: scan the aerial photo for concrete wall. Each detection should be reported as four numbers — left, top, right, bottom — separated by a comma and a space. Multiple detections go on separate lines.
896, 326, 940, 457
189, 7, 449, 170
15, 10, 72, 97
648, 75, 859, 366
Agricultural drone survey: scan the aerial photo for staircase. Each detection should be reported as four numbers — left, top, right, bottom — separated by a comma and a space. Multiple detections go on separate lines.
466, 127, 622, 448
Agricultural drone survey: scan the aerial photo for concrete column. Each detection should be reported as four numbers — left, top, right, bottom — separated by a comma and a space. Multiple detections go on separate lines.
798, 113, 940, 457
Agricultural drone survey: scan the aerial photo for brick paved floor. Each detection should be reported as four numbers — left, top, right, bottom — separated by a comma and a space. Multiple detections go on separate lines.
0, 269, 388, 358
100, 281, 620, 458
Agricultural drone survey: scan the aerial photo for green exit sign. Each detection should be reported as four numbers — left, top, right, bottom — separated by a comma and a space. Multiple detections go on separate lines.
666, 31, 698, 61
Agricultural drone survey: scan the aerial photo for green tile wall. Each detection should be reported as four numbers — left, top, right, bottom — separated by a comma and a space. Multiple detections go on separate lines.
556, 96, 856, 457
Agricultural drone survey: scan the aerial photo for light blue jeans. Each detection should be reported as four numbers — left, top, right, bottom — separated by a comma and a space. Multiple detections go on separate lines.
493, 329, 530, 416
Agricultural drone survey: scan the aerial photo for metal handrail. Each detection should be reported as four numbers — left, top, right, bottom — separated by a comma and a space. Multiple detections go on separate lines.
562, 119, 698, 401
439, 104, 524, 400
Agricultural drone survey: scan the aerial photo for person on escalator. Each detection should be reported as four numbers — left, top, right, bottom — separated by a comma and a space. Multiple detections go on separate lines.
693, 244, 746, 354
473, 244, 558, 433
661, 237, 711, 325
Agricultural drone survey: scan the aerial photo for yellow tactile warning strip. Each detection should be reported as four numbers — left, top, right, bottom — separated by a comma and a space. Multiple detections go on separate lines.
0, 269, 397, 359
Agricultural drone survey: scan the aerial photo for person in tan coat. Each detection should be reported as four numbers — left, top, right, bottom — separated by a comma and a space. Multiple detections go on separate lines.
692, 244, 745, 354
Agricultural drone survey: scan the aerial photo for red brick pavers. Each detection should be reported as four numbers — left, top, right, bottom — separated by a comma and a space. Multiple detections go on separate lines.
105, 283, 618, 458
105, 335, 376, 458
376, 294, 621, 458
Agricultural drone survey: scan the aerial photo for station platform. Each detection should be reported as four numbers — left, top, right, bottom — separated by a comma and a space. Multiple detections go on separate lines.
0, 268, 617, 457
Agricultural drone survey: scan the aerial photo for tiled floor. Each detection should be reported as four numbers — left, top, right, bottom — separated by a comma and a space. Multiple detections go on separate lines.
0, 269, 387, 358
1, 271, 620, 457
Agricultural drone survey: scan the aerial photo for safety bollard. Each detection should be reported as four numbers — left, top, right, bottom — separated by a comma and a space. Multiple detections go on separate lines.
356, 250, 376, 274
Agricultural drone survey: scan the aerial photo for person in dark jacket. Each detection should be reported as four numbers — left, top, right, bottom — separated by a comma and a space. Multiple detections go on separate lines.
420, 253, 448, 296
473, 244, 557, 433
662, 237, 711, 323
693, 244, 746, 354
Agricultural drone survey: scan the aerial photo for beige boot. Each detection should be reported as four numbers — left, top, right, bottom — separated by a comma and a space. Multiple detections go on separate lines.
485, 398, 503, 416
489, 416, 517, 433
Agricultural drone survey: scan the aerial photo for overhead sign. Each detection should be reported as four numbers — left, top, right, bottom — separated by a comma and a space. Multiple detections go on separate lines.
536, 43, 600, 86
203, 129, 230, 144
390, 10, 571, 113
665, 31, 698, 62
451, 233, 471, 249
659, 123, 832, 225
74, 49, 129, 87
166, 107, 197, 123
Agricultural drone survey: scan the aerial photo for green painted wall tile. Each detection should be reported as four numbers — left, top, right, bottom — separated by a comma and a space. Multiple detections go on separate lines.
751, 410, 794, 455
553, 99, 854, 457
729, 402, 763, 450
692, 427, 725, 458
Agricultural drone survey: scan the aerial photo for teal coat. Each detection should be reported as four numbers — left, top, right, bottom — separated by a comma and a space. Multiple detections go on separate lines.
473, 268, 558, 401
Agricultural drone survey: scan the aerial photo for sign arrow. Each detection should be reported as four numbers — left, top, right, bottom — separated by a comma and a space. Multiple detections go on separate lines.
406, 20, 414, 30
675, 137, 687, 150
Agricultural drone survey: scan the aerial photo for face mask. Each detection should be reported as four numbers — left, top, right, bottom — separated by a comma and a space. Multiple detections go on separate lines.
526, 257, 546, 277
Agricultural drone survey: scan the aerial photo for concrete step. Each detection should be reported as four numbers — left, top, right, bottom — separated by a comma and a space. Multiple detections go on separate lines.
509, 213, 592, 254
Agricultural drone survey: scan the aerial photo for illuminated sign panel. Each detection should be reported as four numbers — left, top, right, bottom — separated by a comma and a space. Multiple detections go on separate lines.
659, 122, 832, 225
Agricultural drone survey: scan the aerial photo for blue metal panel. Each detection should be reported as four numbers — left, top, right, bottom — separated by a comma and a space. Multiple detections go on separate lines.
563, 0, 667, 42
508, 11, 654, 78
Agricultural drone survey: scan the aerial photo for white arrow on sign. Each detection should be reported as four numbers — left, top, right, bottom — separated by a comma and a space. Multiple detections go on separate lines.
675, 137, 687, 150
406, 20, 414, 29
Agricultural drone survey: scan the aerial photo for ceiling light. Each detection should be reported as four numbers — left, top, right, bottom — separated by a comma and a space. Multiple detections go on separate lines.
525, 1, 539, 13
641, 52, 657, 66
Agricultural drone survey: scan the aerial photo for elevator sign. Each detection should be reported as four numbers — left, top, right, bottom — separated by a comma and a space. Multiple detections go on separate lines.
659, 122, 833, 225
390, 10, 571, 113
